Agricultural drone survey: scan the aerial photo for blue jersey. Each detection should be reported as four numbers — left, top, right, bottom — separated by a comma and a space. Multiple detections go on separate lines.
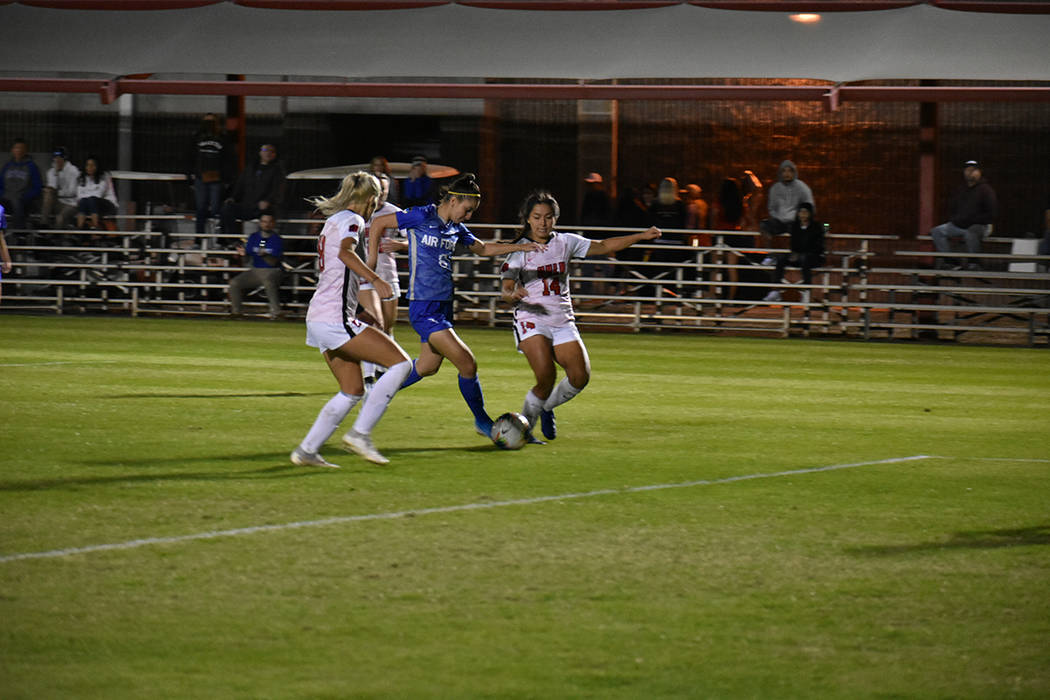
0, 202, 6, 230
396, 204, 477, 301
244, 230, 283, 269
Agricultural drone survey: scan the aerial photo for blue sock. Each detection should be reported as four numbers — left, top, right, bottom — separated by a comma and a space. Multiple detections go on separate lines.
458, 374, 492, 428
400, 359, 424, 389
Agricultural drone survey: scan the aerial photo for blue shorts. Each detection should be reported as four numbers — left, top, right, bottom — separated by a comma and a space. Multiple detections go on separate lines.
409, 300, 454, 343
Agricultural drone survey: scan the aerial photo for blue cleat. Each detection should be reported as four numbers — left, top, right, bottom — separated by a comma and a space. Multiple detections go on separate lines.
540, 409, 556, 440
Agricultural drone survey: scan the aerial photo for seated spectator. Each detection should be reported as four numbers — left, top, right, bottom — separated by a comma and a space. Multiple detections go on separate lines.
401, 155, 433, 207
42, 147, 80, 230
763, 202, 825, 304
930, 160, 998, 271
220, 143, 287, 236
0, 138, 43, 231
759, 160, 814, 265
75, 157, 118, 231
228, 211, 283, 319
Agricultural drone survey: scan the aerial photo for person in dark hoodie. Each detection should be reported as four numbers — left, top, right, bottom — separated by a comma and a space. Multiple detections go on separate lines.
0, 138, 43, 231
930, 160, 997, 270
188, 113, 234, 235
763, 201, 824, 304
758, 160, 814, 265
219, 143, 287, 236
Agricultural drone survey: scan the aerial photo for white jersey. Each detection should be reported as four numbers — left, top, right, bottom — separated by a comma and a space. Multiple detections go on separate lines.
306, 209, 366, 325
363, 201, 405, 286
501, 231, 592, 326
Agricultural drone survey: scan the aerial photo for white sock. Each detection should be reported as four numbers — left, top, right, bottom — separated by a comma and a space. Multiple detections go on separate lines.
542, 378, 583, 411
352, 360, 412, 436
362, 361, 376, 381
522, 389, 545, 427
300, 392, 359, 453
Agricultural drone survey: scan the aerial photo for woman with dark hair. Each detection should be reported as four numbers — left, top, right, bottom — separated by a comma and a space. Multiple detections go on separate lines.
500, 190, 660, 440
74, 156, 118, 230
762, 201, 825, 304
367, 173, 543, 438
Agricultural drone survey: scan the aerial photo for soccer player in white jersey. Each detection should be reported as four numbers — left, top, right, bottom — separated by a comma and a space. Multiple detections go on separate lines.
358, 173, 404, 391
500, 190, 660, 439
290, 172, 413, 467
368, 173, 543, 438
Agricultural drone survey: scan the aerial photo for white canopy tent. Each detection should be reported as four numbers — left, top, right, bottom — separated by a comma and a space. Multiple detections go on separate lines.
1, 2, 1048, 85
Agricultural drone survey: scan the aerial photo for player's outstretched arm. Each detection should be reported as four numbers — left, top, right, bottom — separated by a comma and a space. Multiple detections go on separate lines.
367, 212, 399, 269
469, 240, 545, 257
586, 227, 661, 257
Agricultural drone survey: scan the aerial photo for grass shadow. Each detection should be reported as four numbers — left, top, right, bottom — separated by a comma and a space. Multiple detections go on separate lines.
847, 525, 1050, 556
101, 392, 326, 399
0, 463, 325, 492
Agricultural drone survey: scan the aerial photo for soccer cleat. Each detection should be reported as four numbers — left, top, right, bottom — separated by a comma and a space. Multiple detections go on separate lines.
540, 409, 557, 440
290, 447, 340, 469
342, 429, 390, 465
763, 290, 782, 302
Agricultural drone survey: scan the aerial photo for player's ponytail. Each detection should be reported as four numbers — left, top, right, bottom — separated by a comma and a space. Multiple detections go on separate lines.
441, 173, 482, 202
307, 171, 380, 218
518, 190, 560, 239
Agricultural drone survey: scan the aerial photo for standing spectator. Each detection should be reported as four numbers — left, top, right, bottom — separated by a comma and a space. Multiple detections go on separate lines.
188, 113, 233, 235
401, 155, 433, 208
42, 147, 80, 229
740, 169, 765, 231
759, 160, 814, 265
682, 183, 709, 231
74, 156, 118, 230
580, 172, 612, 227
220, 143, 287, 236
370, 155, 399, 207
711, 177, 749, 299
0, 138, 43, 231
0, 204, 12, 303
228, 211, 284, 319
930, 160, 998, 271
763, 202, 825, 304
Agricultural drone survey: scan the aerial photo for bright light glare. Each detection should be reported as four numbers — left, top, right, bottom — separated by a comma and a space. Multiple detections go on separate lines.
790, 13, 821, 24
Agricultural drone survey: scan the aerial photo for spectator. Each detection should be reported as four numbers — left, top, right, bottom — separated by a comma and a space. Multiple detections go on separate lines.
930, 160, 998, 271
0, 138, 43, 231
711, 177, 749, 300
75, 156, 118, 230
401, 155, 433, 207
188, 113, 233, 235
759, 160, 814, 265
616, 186, 652, 228
763, 202, 825, 304
220, 143, 287, 236
580, 172, 612, 227
740, 169, 765, 231
0, 203, 11, 303
682, 183, 709, 231
228, 211, 283, 319
370, 155, 399, 206
42, 147, 80, 229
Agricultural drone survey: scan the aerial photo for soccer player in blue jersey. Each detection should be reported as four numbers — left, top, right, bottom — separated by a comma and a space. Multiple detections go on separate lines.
367, 173, 543, 438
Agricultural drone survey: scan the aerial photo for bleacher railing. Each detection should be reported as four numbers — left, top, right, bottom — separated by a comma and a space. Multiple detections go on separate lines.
3, 218, 1048, 345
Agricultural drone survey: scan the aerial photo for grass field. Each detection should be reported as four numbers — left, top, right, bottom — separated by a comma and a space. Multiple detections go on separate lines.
1, 314, 1048, 699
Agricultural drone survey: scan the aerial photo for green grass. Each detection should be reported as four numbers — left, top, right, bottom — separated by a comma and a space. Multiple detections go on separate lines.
1, 315, 1048, 699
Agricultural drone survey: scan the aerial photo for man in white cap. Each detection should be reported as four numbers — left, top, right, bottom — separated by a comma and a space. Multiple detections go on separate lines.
930, 160, 997, 270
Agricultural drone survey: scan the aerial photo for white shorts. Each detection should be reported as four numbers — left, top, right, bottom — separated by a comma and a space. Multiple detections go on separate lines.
513, 318, 583, 350
306, 319, 370, 353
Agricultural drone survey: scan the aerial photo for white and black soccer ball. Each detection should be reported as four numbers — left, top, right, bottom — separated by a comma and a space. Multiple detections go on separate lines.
490, 412, 530, 450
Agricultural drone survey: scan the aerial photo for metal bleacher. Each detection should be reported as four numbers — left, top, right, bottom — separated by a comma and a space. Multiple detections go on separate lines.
3, 216, 1048, 346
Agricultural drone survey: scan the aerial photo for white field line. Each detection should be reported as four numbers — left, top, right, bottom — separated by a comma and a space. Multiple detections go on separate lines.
0, 360, 119, 368
0, 454, 936, 564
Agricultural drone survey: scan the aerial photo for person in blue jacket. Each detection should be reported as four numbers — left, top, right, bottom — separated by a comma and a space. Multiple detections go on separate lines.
0, 139, 43, 231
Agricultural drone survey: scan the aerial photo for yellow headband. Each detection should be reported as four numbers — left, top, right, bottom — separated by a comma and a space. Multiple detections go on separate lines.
448, 191, 481, 197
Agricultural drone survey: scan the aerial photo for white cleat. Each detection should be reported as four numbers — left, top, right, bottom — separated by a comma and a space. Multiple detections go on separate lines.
290, 447, 340, 469
342, 429, 390, 465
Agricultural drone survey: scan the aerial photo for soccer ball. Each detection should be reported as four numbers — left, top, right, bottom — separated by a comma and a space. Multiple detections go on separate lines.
490, 412, 530, 450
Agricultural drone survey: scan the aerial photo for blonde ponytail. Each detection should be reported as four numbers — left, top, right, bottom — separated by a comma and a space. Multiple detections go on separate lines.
307, 171, 381, 218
